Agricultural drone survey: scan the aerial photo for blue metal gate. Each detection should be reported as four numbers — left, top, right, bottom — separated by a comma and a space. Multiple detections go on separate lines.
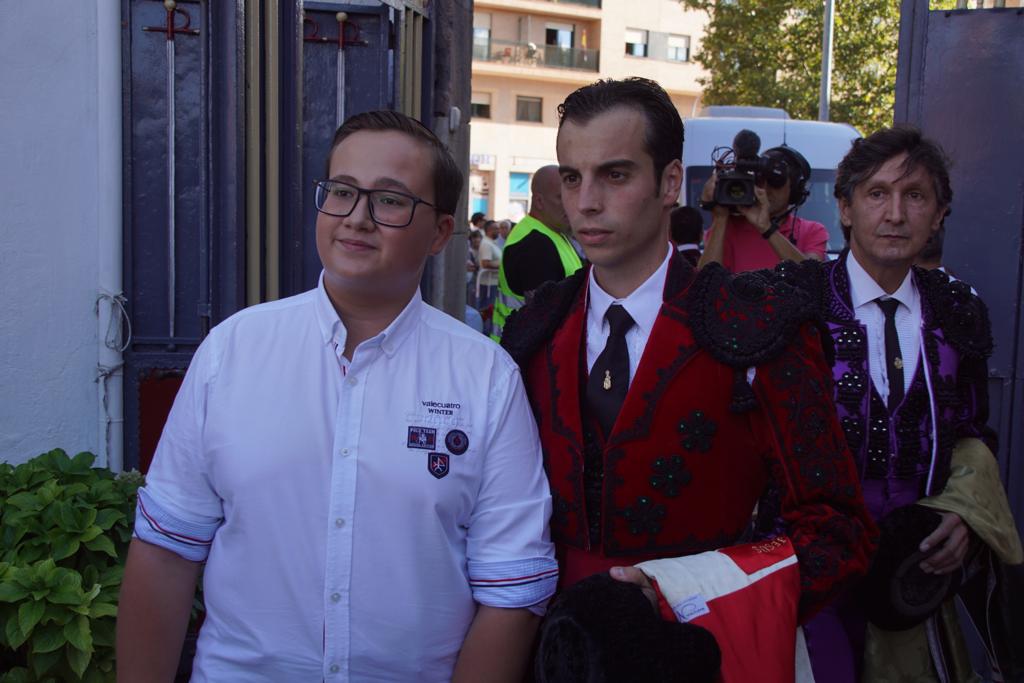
121, 0, 440, 470
896, 2, 1024, 528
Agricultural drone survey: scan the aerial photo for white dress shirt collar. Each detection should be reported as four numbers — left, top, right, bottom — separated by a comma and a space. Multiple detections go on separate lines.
314, 271, 422, 358
845, 250, 923, 403
846, 250, 918, 313
588, 242, 673, 339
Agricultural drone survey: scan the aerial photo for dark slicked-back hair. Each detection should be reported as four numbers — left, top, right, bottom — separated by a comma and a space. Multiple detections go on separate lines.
326, 110, 463, 215
557, 78, 684, 184
835, 125, 952, 241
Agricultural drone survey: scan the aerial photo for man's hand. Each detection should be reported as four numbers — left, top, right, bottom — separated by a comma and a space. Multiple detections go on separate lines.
737, 186, 771, 233
919, 511, 970, 574
700, 174, 717, 205
610, 566, 658, 610
700, 174, 731, 221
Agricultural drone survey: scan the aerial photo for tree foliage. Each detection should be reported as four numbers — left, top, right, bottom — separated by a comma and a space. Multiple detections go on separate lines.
682, 0, 901, 134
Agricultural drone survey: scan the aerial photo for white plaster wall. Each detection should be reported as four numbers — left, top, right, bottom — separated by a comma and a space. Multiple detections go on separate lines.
0, 4, 104, 464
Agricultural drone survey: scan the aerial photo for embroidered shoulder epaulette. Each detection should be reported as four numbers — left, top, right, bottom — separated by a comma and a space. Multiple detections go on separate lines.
915, 266, 993, 360
772, 258, 830, 312
682, 262, 826, 412
501, 268, 588, 369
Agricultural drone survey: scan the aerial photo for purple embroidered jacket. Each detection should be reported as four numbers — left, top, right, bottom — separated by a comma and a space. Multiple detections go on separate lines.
778, 252, 996, 518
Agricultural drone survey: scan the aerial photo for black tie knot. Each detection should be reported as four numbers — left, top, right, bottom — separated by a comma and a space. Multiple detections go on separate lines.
876, 297, 900, 319
605, 304, 635, 338
874, 297, 904, 411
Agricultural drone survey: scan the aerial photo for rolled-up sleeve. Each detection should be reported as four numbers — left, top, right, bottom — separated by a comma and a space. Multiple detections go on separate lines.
466, 364, 557, 609
133, 332, 224, 562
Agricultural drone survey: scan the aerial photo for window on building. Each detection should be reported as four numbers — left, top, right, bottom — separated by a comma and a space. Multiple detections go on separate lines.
667, 34, 691, 62
510, 172, 531, 198
473, 13, 491, 60
624, 28, 648, 58
516, 96, 543, 123
545, 22, 575, 68
471, 92, 492, 119
545, 23, 574, 49
508, 172, 531, 219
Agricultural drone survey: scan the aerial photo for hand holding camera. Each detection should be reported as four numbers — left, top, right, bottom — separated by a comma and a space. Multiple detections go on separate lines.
701, 173, 771, 234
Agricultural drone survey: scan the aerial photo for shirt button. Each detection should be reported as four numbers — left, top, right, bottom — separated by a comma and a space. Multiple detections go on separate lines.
347, 376, 358, 386
335, 518, 345, 528
340, 448, 350, 457
331, 592, 341, 603
330, 664, 340, 673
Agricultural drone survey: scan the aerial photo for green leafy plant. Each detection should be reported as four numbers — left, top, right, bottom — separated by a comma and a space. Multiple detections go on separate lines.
0, 449, 143, 682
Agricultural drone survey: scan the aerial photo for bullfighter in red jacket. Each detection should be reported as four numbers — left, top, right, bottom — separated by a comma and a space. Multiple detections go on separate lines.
502, 77, 878, 681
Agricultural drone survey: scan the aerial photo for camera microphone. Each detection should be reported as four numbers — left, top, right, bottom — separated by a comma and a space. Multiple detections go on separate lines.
732, 129, 761, 160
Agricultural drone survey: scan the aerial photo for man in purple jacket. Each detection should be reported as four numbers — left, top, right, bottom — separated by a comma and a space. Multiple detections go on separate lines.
779, 125, 996, 681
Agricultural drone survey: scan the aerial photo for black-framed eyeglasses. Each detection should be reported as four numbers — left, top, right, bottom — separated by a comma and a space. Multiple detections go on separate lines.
313, 179, 438, 228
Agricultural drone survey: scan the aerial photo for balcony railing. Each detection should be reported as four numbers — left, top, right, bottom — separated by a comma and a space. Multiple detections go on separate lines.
473, 39, 599, 72
543, 0, 601, 7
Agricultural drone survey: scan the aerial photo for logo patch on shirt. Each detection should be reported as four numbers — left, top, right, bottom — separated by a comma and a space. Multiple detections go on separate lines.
445, 429, 469, 455
407, 426, 437, 450
428, 453, 450, 479
672, 594, 711, 622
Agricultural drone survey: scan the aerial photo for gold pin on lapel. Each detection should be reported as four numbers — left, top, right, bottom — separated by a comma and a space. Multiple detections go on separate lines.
603, 370, 612, 390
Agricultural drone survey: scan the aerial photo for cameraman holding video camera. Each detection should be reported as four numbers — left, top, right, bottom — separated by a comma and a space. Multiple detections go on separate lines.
698, 130, 827, 272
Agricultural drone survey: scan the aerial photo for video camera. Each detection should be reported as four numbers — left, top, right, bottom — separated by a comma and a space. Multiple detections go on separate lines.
712, 129, 792, 207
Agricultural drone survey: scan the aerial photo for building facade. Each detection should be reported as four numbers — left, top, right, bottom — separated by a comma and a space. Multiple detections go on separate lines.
468, 0, 708, 221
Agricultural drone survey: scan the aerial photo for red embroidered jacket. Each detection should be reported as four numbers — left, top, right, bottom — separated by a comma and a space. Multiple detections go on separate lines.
502, 255, 878, 620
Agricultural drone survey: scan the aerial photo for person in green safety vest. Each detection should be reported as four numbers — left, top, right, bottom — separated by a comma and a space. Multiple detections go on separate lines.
491, 165, 583, 341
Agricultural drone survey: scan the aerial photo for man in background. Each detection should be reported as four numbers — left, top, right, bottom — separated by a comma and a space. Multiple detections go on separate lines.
491, 165, 582, 341
699, 144, 827, 271
477, 219, 503, 335
670, 204, 703, 266
496, 219, 512, 249
469, 211, 486, 232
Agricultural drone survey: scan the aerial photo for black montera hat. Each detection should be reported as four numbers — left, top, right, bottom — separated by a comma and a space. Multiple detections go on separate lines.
861, 504, 965, 631
535, 573, 721, 683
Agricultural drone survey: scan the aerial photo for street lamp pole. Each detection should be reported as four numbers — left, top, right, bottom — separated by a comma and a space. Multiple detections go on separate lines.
818, 0, 836, 121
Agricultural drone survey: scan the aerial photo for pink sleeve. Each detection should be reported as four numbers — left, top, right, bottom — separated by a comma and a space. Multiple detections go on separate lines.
704, 223, 736, 271
796, 220, 829, 258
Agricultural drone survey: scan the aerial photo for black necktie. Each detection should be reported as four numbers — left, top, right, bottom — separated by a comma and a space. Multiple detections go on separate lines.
586, 304, 635, 437
875, 298, 904, 411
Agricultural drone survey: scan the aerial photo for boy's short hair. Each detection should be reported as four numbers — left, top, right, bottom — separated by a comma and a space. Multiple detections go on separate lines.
326, 110, 463, 215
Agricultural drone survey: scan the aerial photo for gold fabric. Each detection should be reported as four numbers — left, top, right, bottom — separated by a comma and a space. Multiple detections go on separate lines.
861, 438, 1023, 682
916, 438, 1023, 565
862, 601, 979, 683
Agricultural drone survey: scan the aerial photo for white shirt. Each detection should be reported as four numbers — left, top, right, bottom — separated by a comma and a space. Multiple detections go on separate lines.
846, 251, 922, 404
586, 243, 673, 385
477, 236, 502, 288
136, 276, 556, 682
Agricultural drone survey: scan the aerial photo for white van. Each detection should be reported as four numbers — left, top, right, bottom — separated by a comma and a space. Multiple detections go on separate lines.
681, 107, 861, 254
